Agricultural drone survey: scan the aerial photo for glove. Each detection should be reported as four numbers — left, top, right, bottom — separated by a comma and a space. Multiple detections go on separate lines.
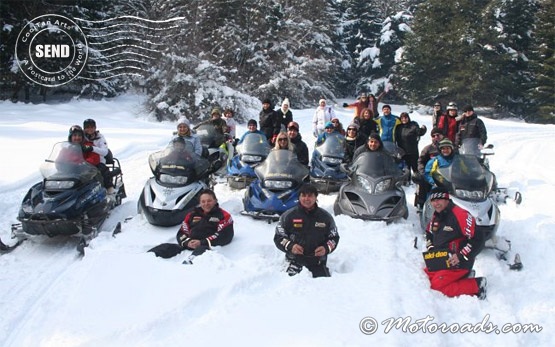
82, 145, 93, 153
426, 239, 434, 251
342, 103, 348, 108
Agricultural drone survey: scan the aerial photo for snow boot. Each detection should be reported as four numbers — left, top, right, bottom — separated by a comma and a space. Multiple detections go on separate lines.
476, 277, 487, 300
286, 261, 303, 276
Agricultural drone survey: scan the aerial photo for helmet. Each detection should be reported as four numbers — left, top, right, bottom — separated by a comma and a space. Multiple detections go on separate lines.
68, 125, 84, 141
83, 118, 96, 128
446, 102, 457, 111
287, 121, 299, 131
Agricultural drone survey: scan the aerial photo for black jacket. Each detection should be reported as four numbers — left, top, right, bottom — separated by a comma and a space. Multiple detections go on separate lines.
344, 134, 366, 164
395, 119, 427, 155
290, 134, 309, 166
259, 107, 279, 140
354, 117, 378, 139
176, 204, 234, 249
455, 114, 487, 147
274, 204, 339, 258
425, 201, 483, 270
275, 109, 293, 131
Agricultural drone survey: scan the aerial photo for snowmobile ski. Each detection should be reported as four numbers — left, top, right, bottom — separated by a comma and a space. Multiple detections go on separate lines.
0, 237, 24, 254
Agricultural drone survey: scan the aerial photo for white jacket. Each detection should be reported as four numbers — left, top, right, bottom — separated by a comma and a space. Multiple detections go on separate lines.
312, 106, 335, 135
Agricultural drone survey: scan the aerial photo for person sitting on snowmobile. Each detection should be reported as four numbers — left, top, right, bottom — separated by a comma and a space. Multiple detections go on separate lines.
67, 125, 100, 166
238, 119, 266, 144
424, 138, 456, 186
423, 187, 487, 299
274, 183, 340, 278
315, 121, 343, 145
273, 131, 295, 151
344, 123, 366, 165
414, 127, 444, 212
176, 189, 234, 262
351, 133, 384, 162
83, 118, 115, 194
287, 121, 309, 166
172, 116, 203, 156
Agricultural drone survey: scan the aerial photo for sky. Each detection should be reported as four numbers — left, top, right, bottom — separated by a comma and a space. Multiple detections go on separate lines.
0, 94, 553, 347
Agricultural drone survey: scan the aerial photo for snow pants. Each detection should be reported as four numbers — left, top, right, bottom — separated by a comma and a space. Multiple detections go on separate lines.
424, 268, 479, 298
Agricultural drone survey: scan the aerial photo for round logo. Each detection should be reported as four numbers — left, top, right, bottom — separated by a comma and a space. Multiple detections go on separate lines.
15, 14, 88, 87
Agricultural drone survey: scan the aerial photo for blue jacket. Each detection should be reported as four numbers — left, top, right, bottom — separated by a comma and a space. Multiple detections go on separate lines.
424, 154, 454, 185
376, 114, 401, 142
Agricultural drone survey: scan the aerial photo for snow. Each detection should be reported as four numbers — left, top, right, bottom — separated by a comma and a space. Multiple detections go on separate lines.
1, 94, 553, 346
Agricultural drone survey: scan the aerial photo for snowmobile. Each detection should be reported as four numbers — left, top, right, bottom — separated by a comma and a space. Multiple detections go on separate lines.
226, 132, 271, 189
241, 149, 309, 222
309, 132, 348, 193
138, 139, 214, 227
419, 139, 523, 268
10, 142, 126, 253
333, 150, 409, 222
194, 123, 234, 177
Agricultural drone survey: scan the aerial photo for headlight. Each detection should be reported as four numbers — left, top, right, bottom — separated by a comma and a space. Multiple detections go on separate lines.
242, 155, 262, 162
160, 174, 188, 185
265, 180, 293, 189
356, 176, 372, 191
322, 157, 342, 165
375, 179, 392, 193
45, 180, 75, 190
455, 189, 485, 200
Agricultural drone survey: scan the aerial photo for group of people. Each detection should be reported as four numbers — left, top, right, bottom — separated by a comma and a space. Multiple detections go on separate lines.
147, 96, 490, 300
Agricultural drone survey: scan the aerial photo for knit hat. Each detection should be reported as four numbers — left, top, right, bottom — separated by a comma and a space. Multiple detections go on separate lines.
177, 116, 190, 128
429, 187, 450, 201
347, 123, 359, 131
431, 127, 443, 136
438, 138, 454, 150
282, 98, 290, 107
247, 119, 257, 127
325, 121, 334, 129
211, 108, 222, 116
319, 99, 326, 105
462, 105, 474, 112
262, 98, 272, 105
382, 104, 391, 110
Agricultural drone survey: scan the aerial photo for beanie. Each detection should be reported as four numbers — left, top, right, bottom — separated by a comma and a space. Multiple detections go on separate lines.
211, 108, 222, 116
429, 187, 450, 201
177, 116, 190, 127
325, 121, 334, 129
382, 104, 391, 110
282, 98, 290, 107
247, 119, 257, 127
438, 138, 454, 150
262, 98, 272, 105
462, 105, 474, 112
319, 99, 326, 105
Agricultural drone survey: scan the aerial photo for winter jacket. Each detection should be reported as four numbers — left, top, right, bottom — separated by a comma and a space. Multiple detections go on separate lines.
437, 114, 460, 143
345, 98, 370, 118
354, 117, 379, 139
417, 142, 441, 175
395, 118, 427, 156
170, 134, 203, 157
85, 130, 109, 164
344, 134, 366, 164
376, 114, 401, 142
274, 203, 339, 260
176, 204, 234, 249
312, 106, 335, 136
455, 114, 487, 147
83, 139, 101, 166
351, 137, 385, 162
223, 116, 237, 138
259, 107, 279, 141
424, 153, 454, 185
275, 108, 293, 132
425, 201, 483, 270
290, 134, 309, 166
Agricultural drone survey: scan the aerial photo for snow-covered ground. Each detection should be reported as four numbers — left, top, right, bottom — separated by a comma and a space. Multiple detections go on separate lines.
0, 94, 553, 346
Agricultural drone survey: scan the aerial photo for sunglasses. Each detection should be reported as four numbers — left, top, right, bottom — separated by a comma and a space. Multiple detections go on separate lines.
278, 138, 288, 142
331, 120, 339, 123
347, 128, 357, 131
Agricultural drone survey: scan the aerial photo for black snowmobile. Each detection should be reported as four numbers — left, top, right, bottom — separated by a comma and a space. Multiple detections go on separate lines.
194, 123, 233, 177
334, 149, 409, 222
10, 142, 126, 253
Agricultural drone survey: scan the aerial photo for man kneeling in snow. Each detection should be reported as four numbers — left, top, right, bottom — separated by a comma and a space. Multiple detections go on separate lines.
423, 187, 487, 299
274, 183, 339, 278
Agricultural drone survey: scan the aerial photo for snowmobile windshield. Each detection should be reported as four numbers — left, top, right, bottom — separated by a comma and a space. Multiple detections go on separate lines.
255, 149, 309, 187
315, 133, 345, 159
351, 151, 402, 179
435, 154, 493, 200
149, 141, 202, 180
195, 123, 225, 148
40, 142, 99, 183
237, 133, 271, 159
459, 138, 483, 157
383, 141, 405, 160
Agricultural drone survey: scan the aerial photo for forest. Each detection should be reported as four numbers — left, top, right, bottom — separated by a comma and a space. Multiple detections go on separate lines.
1, 0, 553, 123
